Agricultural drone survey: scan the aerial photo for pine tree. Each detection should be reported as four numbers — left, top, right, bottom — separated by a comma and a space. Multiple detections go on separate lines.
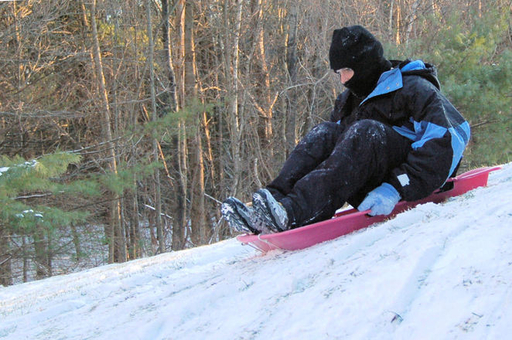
0, 152, 99, 285
386, 6, 512, 168
427, 9, 512, 168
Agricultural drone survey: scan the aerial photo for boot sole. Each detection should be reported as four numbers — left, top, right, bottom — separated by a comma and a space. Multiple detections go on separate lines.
221, 198, 260, 234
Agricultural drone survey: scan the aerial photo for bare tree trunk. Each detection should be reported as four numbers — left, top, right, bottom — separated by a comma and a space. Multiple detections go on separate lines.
146, 0, 165, 254
127, 16, 142, 259
388, 0, 395, 41
405, 0, 420, 47
0, 223, 13, 286
170, 0, 189, 250
190, 126, 206, 245
252, 0, 273, 144
161, 0, 178, 113
47, 230, 53, 277
224, 0, 244, 197
33, 224, 47, 280
395, 0, 402, 45
183, 0, 207, 245
175, 0, 186, 107
22, 235, 28, 282
128, 174, 141, 259
87, 0, 126, 263
175, 123, 188, 249
285, 4, 298, 155
207, 16, 229, 238
70, 224, 81, 261
202, 109, 215, 184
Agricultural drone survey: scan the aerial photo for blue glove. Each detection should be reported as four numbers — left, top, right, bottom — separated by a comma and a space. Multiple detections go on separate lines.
357, 183, 401, 216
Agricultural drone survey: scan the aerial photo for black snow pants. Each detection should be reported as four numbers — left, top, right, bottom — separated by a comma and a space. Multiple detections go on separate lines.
266, 119, 412, 228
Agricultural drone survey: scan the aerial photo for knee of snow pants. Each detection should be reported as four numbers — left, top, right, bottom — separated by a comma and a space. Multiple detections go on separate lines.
266, 122, 342, 200
281, 119, 412, 227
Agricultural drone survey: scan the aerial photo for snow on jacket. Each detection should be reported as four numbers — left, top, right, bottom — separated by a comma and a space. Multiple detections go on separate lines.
330, 59, 471, 201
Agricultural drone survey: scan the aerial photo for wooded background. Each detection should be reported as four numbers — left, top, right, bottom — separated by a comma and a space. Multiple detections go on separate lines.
1, 0, 511, 285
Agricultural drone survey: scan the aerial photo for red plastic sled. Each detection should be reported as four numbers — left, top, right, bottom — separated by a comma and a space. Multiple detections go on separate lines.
237, 166, 501, 252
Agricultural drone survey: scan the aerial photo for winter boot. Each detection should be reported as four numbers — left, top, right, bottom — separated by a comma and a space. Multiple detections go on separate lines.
221, 197, 270, 234
252, 189, 290, 232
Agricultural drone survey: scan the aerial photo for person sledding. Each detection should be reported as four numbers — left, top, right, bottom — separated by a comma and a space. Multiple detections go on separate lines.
221, 25, 470, 234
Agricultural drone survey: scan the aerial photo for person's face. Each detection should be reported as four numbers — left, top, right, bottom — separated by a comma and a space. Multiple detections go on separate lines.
336, 68, 355, 85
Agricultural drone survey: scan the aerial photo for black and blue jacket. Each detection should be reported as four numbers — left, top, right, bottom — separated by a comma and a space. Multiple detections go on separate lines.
330, 59, 471, 201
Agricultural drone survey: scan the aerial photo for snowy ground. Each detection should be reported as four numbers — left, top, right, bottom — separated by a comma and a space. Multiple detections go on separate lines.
1, 163, 511, 340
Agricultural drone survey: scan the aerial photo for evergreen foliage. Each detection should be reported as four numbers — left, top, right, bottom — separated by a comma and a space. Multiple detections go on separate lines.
1, 153, 93, 223
388, 7, 512, 168
431, 10, 511, 168
0, 152, 100, 281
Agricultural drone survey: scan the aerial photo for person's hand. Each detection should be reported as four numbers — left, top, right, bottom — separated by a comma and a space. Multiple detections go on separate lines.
357, 183, 400, 216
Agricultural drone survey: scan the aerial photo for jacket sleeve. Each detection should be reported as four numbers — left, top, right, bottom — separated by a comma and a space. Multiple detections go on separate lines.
387, 77, 470, 201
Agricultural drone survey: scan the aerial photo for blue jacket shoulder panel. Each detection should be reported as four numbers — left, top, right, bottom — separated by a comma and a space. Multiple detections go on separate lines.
400, 59, 426, 72
361, 59, 431, 105
361, 68, 403, 105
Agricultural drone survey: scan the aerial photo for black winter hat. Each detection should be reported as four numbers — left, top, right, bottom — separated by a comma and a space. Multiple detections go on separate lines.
329, 25, 391, 97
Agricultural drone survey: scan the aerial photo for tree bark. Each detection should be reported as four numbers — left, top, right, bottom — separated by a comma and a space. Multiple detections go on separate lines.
171, 0, 189, 250
0, 223, 13, 286
285, 4, 298, 155
175, 123, 188, 249
70, 224, 81, 261
146, 0, 165, 254
87, 0, 126, 263
183, 0, 207, 245
161, 0, 178, 113
128, 174, 141, 259
405, 0, 420, 47
33, 223, 47, 280
224, 0, 244, 197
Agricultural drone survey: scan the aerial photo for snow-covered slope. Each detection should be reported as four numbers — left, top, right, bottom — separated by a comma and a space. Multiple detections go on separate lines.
1, 164, 512, 340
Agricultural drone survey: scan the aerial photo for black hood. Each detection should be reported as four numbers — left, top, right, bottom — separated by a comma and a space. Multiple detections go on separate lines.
329, 26, 392, 98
